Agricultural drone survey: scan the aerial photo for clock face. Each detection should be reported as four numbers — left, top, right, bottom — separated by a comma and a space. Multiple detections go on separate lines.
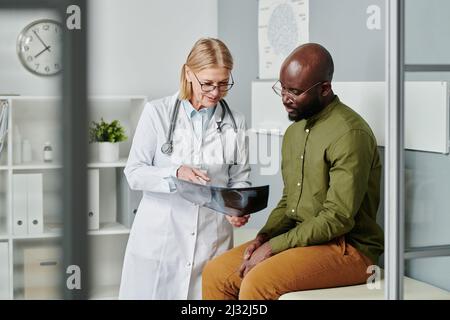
17, 19, 63, 76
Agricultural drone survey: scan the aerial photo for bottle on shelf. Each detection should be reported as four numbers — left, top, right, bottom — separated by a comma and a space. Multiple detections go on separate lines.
43, 142, 53, 162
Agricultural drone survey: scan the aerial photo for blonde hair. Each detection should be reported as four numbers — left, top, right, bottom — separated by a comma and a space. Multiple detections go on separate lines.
179, 38, 233, 100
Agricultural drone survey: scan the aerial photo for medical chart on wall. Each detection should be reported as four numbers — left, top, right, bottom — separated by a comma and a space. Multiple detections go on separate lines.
258, 0, 309, 79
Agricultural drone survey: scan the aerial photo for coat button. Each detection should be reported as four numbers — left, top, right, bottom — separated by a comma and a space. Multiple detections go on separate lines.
305, 128, 310, 133
291, 209, 295, 213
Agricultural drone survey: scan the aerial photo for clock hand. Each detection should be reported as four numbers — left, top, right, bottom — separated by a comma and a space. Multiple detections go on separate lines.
34, 45, 51, 58
33, 30, 51, 52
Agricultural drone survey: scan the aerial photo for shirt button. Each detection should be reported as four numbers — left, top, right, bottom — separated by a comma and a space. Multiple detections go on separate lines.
187, 262, 192, 267
305, 128, 310, 133
297, 182, 301, 186
300, 155, 304, 160
291, 209, 295, 213
191, 232, 195, 236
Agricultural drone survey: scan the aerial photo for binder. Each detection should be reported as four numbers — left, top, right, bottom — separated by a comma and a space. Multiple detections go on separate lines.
13, 173, 44, 236
27, 174, 43, 235
12, 174, 28, 235
0, 242, 9, 299
87, 169, 100, 230
116, 170, 141, 228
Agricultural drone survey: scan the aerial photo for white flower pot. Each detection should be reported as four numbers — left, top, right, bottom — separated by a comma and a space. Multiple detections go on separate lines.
98, 142, 119, 162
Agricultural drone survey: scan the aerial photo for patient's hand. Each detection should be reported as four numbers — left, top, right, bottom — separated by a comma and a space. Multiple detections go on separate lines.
243, 233, 269, 260
239, 241, 273, 278
225, 215, 250, 227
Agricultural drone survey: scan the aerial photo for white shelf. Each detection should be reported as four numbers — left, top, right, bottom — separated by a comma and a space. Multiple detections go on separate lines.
12, 162, 63, 170
10, 159, 127, 170
6, 96, 62, 101
87, 159, 127, 168
12, 225, 62, 240
11, 233, 62, 240
11, 222, 130, 240
88, 222, 130, 236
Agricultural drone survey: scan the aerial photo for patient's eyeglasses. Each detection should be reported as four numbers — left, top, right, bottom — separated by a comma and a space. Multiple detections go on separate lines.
272, 80, 324, 100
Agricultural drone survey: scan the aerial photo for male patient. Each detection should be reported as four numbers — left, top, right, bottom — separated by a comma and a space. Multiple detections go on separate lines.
202, 43, 384, 300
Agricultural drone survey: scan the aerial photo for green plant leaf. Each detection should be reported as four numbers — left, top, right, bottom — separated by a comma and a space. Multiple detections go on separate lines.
88, 118, 128, 143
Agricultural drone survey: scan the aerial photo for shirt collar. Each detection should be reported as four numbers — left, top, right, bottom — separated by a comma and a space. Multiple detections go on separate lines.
305, 95, 340, 129
181, 99, 215, 119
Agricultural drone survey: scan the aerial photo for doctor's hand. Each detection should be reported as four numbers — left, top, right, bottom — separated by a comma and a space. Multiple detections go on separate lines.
176, 165, 210, 184
239, 241, 273, 278
225, 214, 250, 227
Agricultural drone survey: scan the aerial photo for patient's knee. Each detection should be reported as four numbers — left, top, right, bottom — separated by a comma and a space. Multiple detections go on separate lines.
203, 259, 218, 282
239, 268, 276, 300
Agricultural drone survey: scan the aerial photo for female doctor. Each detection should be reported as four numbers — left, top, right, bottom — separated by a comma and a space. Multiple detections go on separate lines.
119, 38, 251, 300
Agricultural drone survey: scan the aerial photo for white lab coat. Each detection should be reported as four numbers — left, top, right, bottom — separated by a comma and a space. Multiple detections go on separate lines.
119, 93, 250, 300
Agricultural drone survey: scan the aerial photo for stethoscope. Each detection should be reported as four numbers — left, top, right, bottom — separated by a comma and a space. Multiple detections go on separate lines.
161, 98, 239, 164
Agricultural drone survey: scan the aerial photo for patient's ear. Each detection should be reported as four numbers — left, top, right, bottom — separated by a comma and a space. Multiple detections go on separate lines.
321, 82, 332, 96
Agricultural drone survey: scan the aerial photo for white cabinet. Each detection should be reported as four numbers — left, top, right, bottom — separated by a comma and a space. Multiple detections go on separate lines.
0, 95, 146, 299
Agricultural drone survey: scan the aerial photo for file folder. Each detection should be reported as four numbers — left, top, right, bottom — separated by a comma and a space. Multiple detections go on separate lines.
13, 173, 44, 235
87, 169, 100, 230
27, 174, 43, 235
12, 174, 27, 236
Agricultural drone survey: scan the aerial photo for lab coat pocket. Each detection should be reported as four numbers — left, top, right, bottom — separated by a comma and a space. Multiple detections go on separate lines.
196, 208, 219, 254
129, 196, 170, 259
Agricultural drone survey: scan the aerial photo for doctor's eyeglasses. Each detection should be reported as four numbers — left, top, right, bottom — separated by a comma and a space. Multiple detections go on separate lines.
272, 80, 324, 100
192, 72, 234, 93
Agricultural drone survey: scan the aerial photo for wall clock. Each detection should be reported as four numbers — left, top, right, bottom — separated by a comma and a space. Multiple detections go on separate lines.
17, 19, 63, 76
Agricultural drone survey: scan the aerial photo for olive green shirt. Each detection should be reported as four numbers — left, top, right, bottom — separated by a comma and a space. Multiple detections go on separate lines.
259, 96, 384, 264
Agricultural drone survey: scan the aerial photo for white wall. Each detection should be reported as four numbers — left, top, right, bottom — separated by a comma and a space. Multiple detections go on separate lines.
0, 9, 61, 96
88, 0, 218, 98
0, 0, 218, 98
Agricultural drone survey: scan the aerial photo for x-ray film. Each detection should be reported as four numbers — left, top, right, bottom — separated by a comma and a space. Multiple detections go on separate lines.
173, 178, 269, 217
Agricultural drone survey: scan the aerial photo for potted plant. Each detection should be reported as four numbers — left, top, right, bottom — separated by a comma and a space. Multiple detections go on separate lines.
89, 118, 127, 162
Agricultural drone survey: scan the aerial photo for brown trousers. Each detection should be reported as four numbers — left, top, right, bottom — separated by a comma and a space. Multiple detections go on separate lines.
202, 236, 374, 300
